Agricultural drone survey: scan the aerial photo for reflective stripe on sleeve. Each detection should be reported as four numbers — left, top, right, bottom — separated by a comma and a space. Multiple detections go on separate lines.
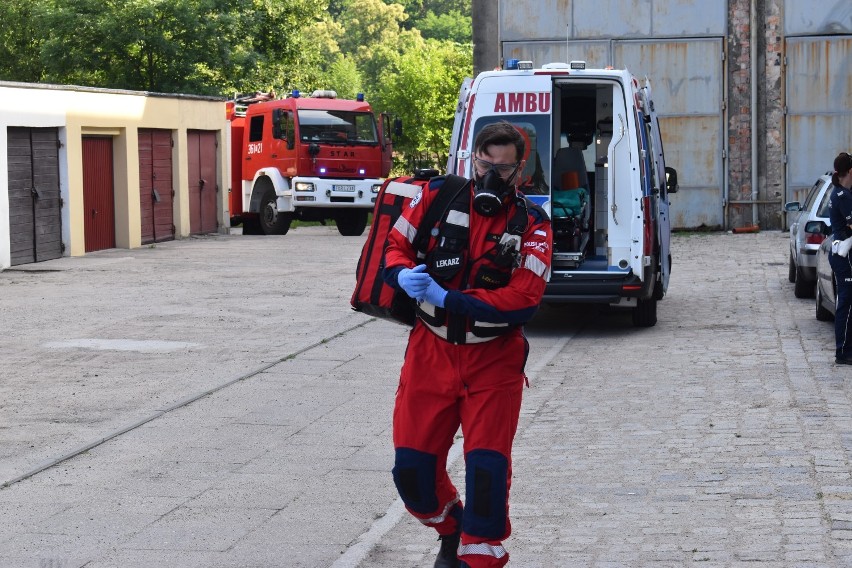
458, 542, 508, 559
393, 215, 417, 244
522, 254, 548, 278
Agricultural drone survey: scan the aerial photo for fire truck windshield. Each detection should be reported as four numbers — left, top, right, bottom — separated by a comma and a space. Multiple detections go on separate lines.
298, 110, 378, 145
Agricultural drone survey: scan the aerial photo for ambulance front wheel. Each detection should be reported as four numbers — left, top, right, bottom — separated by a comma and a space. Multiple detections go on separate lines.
336, 209, 368, 236
632, 297, 658, 327
259, 188, 292, 235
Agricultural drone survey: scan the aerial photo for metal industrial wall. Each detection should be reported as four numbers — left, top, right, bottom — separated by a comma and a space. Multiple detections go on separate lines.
785, 36, 852, 200
498, 0, 727, 229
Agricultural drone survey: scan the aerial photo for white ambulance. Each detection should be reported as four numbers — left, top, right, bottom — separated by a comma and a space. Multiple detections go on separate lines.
446, 60, 678, 327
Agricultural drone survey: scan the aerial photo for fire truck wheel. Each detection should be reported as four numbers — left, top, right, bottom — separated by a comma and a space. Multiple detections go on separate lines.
259, 188, 292, 235
336, 210, 368, 236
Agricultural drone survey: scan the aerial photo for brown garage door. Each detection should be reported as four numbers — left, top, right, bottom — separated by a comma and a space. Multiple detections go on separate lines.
139, 129, 174, 244
7, 127, 63, 266
187, 130, 218, 235
82, 136, 116, 252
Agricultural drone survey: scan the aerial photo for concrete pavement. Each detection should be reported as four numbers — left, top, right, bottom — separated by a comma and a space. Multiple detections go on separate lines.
1, 227, 850, 567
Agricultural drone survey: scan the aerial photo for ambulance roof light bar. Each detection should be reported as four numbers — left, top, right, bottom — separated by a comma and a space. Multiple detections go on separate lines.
570, 61, 586, 70
504, 59, 534, 71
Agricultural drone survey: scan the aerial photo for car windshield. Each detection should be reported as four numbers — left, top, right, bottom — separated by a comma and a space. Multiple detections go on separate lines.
298, 110, 378, 144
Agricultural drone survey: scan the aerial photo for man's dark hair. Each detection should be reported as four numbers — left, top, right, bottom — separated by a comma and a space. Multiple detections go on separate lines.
474, 121, 525, 162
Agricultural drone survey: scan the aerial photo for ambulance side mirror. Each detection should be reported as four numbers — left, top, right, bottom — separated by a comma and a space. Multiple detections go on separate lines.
665, 166, 679, 194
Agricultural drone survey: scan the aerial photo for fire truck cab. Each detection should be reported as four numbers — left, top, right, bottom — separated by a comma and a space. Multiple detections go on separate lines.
447, 60, 678, 326
228, 90, 397, 236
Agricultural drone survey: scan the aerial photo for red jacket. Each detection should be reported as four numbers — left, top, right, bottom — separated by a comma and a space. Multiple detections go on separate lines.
383, 177, 552, 342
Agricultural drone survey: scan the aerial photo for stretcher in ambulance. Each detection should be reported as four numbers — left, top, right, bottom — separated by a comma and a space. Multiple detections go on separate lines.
446, 60, 678, 326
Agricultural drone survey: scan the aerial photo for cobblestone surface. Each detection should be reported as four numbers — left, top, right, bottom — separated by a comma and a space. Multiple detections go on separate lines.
0, 229, 849, 567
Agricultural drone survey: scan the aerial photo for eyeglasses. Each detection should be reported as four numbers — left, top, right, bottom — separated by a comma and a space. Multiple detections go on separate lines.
473, 157, 520, 177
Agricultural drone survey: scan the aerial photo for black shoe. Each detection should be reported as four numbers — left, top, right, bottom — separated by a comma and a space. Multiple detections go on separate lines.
837, 357, 852, 365
433, 530, 461, 568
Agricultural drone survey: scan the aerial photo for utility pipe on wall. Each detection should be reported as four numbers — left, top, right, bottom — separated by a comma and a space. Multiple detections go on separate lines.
751, 0, 759, 227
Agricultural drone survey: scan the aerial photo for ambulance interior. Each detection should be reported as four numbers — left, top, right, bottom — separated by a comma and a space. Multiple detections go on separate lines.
550, 82, 616, 269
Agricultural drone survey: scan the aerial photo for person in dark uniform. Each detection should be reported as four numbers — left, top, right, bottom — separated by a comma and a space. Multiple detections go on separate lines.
827, 152, 852, 364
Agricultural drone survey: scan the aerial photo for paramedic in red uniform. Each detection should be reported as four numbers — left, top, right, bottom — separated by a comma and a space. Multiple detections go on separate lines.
383, 121, 552, 568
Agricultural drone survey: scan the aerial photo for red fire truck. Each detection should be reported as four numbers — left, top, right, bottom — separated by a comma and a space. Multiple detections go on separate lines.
227, 90, 398, 235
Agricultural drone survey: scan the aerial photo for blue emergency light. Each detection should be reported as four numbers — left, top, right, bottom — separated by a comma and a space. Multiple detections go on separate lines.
291, 89, 301, 98
356, 93, 365, 101
505, 59, 519, 70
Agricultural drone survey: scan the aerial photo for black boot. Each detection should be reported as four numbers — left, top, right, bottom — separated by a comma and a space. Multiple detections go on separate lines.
433, 530, 461, 568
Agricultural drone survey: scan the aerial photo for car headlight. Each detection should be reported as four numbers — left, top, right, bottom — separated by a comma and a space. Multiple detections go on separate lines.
372, 184, 383, 193
295, 182, 315, 192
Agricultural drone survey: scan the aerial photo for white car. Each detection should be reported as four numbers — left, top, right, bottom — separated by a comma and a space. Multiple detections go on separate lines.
785, 173, 833, 298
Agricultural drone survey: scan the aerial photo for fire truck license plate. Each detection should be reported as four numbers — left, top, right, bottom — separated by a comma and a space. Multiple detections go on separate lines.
333, 185, 356, 192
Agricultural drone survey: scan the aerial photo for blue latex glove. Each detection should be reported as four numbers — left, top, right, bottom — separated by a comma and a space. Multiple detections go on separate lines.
397, 264, 430, 299
421, 277, 448, 308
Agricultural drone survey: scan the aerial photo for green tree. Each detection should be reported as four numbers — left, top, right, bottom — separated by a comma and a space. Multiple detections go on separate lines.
417, 10, 471, 42
34, 0, 324, 95
376, 38, 472, 170
0, 0, 48, 82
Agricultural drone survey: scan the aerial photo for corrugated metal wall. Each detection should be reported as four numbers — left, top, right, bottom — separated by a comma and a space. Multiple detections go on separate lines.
82, 137, 116, 252
785, 36, 852, 201
613, 39, 725, 228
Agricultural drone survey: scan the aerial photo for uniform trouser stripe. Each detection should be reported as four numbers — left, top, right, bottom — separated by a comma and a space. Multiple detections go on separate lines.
420, 495, 461, 525
458, 542, 508, 558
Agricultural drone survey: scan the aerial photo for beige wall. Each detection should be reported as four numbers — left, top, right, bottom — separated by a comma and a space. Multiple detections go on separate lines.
0, 83, 228, 268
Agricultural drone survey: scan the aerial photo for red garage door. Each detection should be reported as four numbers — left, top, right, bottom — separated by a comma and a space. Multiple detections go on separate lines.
139, 129, 174, 244
7, 127, 63, 265
82, 137, 116, 252
187, 130, 218, 235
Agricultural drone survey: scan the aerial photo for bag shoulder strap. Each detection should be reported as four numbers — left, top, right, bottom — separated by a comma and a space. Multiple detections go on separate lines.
411, 174, 470, 253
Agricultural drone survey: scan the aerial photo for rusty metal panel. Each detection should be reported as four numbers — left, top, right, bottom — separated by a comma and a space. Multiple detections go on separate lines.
82, 137, 116, 252
499, 0, 725, 41
785, 0, 852, 35
571, 0, 652, 37
498, 0, 571, 42
615, 39, 725, 228
501, 40, 611, 67
786, 37, 852, 113
786, 36, 852, 199
614, 39, 722, 114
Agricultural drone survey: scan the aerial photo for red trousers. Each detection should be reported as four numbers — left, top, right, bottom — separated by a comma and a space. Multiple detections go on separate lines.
392, 323, 528, 567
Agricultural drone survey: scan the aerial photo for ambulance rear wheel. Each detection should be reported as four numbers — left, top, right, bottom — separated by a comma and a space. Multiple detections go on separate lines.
336, 210, 368, 236
632, 297, 657, 327
259, 188, 292, 235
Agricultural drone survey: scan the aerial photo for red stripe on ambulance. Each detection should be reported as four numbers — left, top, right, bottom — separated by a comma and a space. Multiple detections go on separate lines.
493, 92, 551, 113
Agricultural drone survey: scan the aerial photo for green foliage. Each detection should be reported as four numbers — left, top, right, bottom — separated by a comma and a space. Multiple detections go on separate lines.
0, 0, 47, 82
417, 10, 471, 43
0, 0, 474, 172
376, 38, 472, 170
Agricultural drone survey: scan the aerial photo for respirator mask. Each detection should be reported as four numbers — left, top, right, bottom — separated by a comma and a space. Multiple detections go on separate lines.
472, 158, 520, 217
